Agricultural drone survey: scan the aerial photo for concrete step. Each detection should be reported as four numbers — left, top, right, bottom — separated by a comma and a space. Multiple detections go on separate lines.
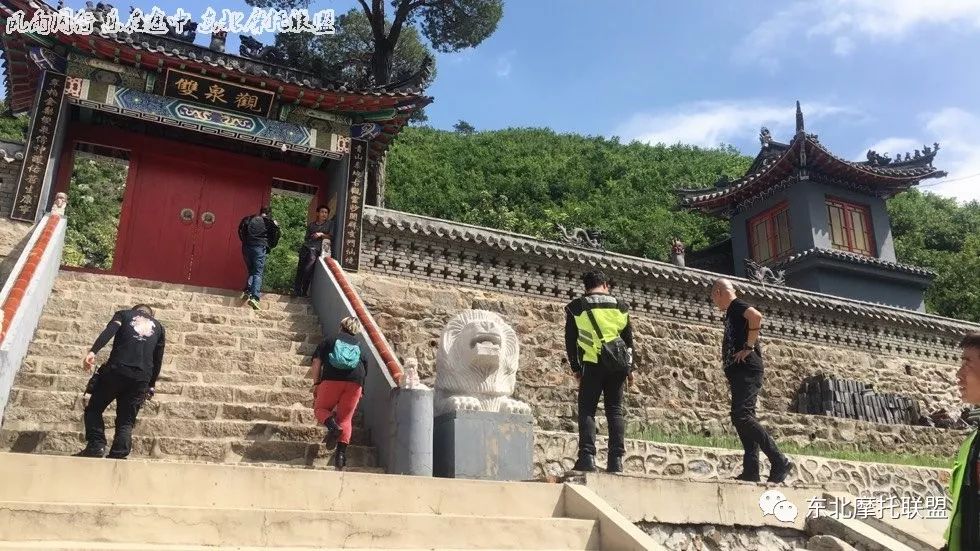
0, 453, 567, 517
34, 323, 318, 345
809, 515, 920, 551
0, 544, 586, 551
0, 502, 599, 549
0, 429, 377, 469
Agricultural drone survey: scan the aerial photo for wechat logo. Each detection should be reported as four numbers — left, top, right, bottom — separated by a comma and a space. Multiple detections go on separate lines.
759, 489, 799, 523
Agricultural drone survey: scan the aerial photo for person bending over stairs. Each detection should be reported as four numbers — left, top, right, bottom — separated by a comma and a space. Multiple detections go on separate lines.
710, 278, 791, 484
75, 304, 166, 459
307, 316, 367, 471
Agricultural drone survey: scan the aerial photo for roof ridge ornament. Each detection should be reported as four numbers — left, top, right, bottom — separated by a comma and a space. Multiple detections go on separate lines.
759, 126, 772, 147
795, 100, 804, 135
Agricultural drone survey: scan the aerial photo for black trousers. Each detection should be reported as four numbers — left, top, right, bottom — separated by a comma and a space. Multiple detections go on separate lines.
83, 367, 149, 458
577, 364, 627, 458
725, 357, 783, 476
293, 246, 318, 296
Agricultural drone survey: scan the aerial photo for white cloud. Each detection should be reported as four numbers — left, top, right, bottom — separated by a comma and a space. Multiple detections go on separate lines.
859, 108, 980, 202
495, 51, 514, 78
738, 0, 980, 67
614, 100, 854, 148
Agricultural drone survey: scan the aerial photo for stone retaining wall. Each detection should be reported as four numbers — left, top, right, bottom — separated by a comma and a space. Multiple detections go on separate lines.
535, 431, 950, 501
350, 270, 970, 457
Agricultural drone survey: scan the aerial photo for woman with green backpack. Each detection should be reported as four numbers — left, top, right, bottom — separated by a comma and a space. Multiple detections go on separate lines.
307, 316, 367, 470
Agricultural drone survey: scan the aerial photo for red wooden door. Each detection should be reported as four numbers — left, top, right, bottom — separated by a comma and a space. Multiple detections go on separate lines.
122, 153, 204, 284
192, 166, 268, 289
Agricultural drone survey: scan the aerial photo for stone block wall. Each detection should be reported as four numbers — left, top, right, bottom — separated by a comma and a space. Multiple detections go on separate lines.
353, 208, 980, 457
0, 157, 37, 282
0, 156, 23, 223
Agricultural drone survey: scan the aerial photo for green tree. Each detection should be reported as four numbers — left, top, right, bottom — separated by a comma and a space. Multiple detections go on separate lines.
62, 153, 129, 270
263, 193, 315, 293
0, 99, 28, 143
268, 8, 435, 90
453, 119, 475, 134
385, 127, 747, 260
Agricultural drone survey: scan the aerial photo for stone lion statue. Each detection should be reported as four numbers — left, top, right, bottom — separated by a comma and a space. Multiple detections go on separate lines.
434, 310, 531, 416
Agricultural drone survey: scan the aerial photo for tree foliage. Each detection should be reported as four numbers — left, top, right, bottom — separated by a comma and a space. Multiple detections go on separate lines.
62, 153, 128, 270
264, 193, 316, 293
888, 189, 980, 321
387, 127, 980, 322
385, 127, 747, 260
0, 100, 28, 143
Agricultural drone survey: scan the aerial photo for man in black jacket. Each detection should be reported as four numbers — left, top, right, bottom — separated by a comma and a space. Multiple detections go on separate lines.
238, 206, 281, 310
565, 270, 635, 473
75, 304, 166, 459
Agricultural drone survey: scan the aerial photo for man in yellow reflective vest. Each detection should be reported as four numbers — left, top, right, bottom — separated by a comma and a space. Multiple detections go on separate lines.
943, 331, 980, 551
564, 270, 634, 473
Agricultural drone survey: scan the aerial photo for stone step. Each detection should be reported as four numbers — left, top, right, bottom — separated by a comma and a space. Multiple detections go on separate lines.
4, 386, 356, 424
42, 294, 313, 318
0, 502, 600, 549
33, 323, 318, 345
13, 371, 314, 395
0, 429, 377, 469
0, 453, 568, 518
21, 354, 312, 378
24, 342, 315, 368
27, 334, 317, 357
54, 271, 305, 300
1, 417, 370, 445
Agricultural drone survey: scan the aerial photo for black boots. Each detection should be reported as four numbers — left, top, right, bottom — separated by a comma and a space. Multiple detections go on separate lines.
334, 442, 348, 471
322, 415, 341, 447
73, 446, 105, 458
733, 471, 761, 483
572, 453, 596, 472
767, 456, 793, 484
606, 456, 624, 474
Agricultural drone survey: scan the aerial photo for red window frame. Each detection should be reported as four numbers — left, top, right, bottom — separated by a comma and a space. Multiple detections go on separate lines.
747, 202, 792, 263
826, 197, 876, 256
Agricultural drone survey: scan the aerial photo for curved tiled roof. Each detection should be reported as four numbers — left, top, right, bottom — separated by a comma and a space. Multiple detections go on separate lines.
363, 207, 979, 334
678, 130, 947, 216
771, 248, 936, 278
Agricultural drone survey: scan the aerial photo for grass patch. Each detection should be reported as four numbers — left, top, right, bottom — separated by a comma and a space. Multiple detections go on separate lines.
628, 425, 952, 469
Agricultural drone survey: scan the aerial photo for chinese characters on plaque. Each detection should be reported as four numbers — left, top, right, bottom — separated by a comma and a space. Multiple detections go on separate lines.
162, 68, 275, 118
11, 70, 66, 222
340, 139, 369, 271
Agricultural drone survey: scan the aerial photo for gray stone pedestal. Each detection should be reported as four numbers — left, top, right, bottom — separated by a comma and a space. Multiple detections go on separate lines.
433, 410, 534, 481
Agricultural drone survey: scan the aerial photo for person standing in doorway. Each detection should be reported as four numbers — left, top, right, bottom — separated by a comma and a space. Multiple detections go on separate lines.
307, 316, 367, 471
565, 270, 635, 474
293, 204, 332, 298
238, 206, 280, 310
75, 304, 165, 459
710, 278, 792, 484
941, 331, 980, 551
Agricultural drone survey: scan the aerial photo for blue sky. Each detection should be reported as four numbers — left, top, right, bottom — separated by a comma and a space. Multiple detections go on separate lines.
6, 0, 980, 201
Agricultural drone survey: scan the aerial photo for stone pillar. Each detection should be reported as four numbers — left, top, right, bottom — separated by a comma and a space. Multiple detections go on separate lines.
387, 387, 434, 476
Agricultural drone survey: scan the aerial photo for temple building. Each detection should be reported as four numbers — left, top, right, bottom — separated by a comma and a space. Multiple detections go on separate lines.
0, 0, 430, 289
679, 103, 946, 312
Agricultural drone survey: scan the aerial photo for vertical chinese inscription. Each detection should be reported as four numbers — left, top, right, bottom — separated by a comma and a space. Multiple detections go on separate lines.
12, 70, 66, 222
341, 138, 369, 271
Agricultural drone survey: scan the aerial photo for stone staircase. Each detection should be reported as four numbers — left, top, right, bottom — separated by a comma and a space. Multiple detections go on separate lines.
0, 271, 376, 469
0, 453, 636, 550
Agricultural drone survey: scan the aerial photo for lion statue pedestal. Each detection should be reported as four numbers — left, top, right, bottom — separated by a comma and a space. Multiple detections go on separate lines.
432, 310, 534, 481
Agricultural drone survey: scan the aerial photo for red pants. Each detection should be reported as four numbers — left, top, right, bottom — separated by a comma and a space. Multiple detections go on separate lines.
313, 380, 362, 445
